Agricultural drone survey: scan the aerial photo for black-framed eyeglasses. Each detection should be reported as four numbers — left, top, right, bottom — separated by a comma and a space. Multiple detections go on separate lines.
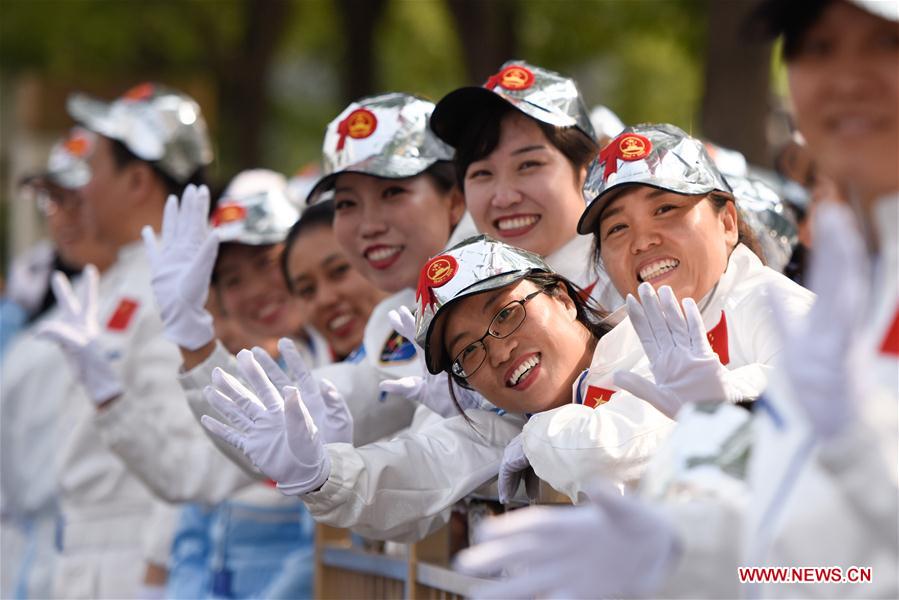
451, 288, 545, 379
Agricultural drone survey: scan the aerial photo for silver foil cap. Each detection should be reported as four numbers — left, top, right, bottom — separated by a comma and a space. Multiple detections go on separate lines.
431, 60, 595, 148
851, 0, 899, 22
307, 93, 453, 203
415, 234, 552, 374
211, 169, 299, 246
67, 82, 213, 184
43, 127, 97, 189
726, 173, 798, 272
578, 123, 732, 235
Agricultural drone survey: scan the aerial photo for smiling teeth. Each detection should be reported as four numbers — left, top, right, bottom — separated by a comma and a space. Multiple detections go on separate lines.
639, 259, 679, 282
508, 355, 540, 387
328, 314, 353, 331
258, 303, 280, 320
497, 215, 539, 231
367, 246, 401, 261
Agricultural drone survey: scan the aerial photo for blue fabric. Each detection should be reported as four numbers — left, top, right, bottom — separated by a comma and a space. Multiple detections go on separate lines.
167, 500, 314, 599
0, 298, 28, 358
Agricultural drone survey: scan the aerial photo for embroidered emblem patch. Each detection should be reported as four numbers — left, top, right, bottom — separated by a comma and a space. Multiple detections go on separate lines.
336, 108, 378, 151
380, 331, 417, 364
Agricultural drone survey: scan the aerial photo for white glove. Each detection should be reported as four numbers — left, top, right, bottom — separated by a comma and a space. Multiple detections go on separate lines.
613, 283, 737, 419
200, 349, 331, 495
141, 184, 218, 350
251, 337, 354, 444
455, 482, 679, 599
6, 242, 54, 314
497, 434, 538, 504
769, 201, 868, 439
378, 306, 489, 417
35, 265, 124, 405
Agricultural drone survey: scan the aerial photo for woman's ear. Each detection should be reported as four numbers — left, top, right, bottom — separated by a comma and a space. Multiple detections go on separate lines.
447, 186, 466, 228
721, 200, 739, 248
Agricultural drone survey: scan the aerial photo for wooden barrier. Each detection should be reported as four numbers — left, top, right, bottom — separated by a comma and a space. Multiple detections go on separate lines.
314, 481, 570, 599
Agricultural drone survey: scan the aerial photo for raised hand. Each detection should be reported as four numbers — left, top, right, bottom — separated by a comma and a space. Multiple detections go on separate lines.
200, 349, 331, 495
142, 184, 219, 350
36, 265, 123, 404
251, 337, 354, 443
768, 201, 868, 438
614, 283, 737, 418
455, 482, 678, 599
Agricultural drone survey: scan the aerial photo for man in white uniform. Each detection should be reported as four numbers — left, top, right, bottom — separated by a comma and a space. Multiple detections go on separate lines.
35, 83, 213, 599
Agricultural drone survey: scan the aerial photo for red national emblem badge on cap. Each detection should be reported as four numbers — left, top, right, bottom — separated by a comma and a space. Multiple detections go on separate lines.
122, 82, 155, 102
63, 133, 93, 158
485, 65, 535, 92
336, 108, 378, 151
416, 255, 458, 313
598, 132, 653, 180
211, 202, 247, 227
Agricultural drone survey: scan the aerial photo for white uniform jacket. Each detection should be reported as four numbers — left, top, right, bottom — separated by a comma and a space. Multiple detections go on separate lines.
521, 244, 815, 502
294, 233, 629, 541
50, 243, 191, 599
656, 197, 898, 599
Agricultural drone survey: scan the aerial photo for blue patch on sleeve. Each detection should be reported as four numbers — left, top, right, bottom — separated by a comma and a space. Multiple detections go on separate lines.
379, 331, 416, 363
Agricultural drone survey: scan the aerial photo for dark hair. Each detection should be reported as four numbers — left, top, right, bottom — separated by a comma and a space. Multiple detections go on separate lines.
280, 200, 335, 293
444, 271, 611, 418
747, 0, 833, 60
453, 101, 598, 186
589, 188, 766, 272
422, 160, 458, 194
108, 138, 207, 197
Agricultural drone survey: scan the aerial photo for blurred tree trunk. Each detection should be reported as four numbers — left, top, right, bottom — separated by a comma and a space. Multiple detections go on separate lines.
701, 0, 772, 165
217, 0, 293, 170
335, 0, 389, 103
446, 0, 518, 84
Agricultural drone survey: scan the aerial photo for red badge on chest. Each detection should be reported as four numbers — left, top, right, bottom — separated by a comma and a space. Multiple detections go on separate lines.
106, 298, 140, 331
706, 311, 729, 366
584, 385, 615, 408
879, 304, 899, 357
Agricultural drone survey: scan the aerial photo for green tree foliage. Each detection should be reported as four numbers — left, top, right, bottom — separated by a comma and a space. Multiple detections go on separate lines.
1, 0, 709, 177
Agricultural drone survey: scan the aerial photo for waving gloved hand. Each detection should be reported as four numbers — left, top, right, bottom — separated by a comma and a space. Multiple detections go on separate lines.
251, 337, 354, 444
768, 201, 868, 439
614, 283, 738, 419
497, 434, 539, 505
141, 184, 219, 350
378, 306, 488, 417
36, 265, 123, 405
455, 482, 679, 599
200, 349, 331, 495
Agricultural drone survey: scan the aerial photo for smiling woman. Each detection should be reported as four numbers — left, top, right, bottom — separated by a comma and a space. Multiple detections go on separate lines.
281, 201, 387, 360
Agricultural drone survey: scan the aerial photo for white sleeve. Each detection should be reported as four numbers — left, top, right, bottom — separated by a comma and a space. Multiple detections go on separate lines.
94, 322, 259, 504
141, 501, 181, 567
816, 419, 899, 551
653, 498, 744, 599
522, 398, 676, 502
301, 410, 524, 542
178, 341, 263, 477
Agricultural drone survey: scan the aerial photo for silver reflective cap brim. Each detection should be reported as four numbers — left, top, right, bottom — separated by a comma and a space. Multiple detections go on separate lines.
214, 170, 298, 246
850, 0, 899, 22
726, 174, 798, 272
67, 85, 213, 183
431, 59, 595, 148
579, 123, 731, 235
308, 93, 453, 204
415, 234, 552, 374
